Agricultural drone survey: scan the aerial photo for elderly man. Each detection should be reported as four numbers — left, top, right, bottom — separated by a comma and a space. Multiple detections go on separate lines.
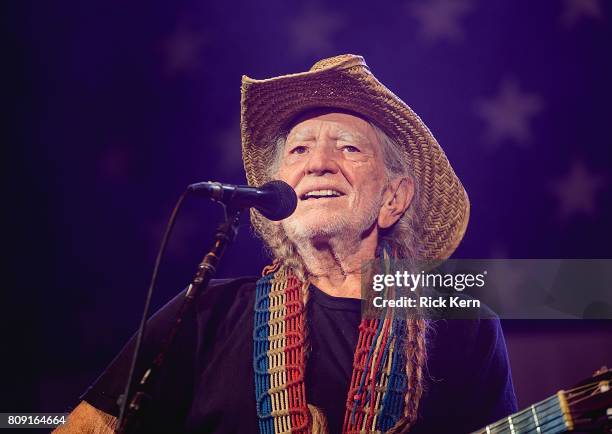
57, 55, 517, 433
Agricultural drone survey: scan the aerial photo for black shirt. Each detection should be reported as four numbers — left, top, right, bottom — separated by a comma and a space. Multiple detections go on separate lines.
81, 277, 517, 433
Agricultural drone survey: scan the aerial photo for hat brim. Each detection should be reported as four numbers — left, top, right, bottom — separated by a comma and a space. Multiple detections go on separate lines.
240, 54, 469, 261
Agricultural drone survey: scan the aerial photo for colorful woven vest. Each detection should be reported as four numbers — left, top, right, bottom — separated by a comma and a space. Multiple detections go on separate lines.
253, 264, 410, 433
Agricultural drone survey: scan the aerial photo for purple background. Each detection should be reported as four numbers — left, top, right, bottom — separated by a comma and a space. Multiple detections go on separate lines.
5, 0, 612, 418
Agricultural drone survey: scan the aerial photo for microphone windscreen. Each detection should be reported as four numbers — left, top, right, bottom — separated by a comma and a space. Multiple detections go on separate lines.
258, 180, 298, 221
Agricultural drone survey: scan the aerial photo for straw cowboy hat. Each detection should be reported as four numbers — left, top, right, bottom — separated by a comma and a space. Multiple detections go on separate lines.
240, 54, 469, 261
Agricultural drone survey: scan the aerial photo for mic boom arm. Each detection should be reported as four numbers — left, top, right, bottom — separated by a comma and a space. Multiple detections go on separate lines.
117, 207, 241, 433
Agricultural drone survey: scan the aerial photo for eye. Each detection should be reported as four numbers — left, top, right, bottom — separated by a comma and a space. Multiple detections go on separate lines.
342, 145, 360, 153
289, 145, 308, 155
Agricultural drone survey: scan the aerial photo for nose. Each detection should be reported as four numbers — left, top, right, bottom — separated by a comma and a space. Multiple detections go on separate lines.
304, 143, 339, 176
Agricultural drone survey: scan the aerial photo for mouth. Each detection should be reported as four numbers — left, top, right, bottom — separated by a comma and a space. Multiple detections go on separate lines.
299, 189, 346, 201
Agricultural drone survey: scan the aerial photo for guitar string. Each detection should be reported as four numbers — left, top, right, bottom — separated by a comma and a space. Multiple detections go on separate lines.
497, 400, 559, 431
564, 380, 606, 395
566, 383, 605, 408
567, 388, 610, 407
486, 384, 605, 434
567, 384, 601, 399
475, 377, 608, 434
498, 414, 566, 434
485, 385, 600, 434
524, 415, 567, 434
478, 414, 566, 434
478, 409, 557, 433
508, 403, 563, 432
480, 382, 601, 434
482, 396, 559, 432
511, 382, 606, 434
494, 408, 564, 434
487, 381, 602, 431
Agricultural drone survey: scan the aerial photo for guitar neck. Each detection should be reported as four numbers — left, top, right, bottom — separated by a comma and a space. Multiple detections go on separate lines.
471, 391, 573, 434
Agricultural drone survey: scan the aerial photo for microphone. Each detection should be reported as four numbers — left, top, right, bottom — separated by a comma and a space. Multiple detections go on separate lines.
187, 180, 297, 221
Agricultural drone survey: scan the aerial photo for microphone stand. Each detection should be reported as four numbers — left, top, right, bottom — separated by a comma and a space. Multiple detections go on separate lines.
116, 206, 241, 433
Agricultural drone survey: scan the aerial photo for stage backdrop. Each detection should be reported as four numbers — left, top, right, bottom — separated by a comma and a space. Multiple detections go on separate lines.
4, 0, 612, 416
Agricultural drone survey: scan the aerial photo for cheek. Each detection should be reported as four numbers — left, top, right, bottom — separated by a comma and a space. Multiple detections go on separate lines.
344, 161, 385, 192
351, 176, 387, 208
344, 156, 381, 176
353, 183, 381, 205
277, 164, 301, 187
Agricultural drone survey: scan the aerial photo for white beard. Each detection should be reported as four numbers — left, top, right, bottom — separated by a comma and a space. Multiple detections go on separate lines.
281, 193, 384, 247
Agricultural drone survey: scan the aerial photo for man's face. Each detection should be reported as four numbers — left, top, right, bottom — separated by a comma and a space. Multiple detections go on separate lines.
277, 111, 388, 243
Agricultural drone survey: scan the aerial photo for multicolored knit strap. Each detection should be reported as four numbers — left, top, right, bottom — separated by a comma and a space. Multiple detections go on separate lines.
253, 266, 409, 434
254, 267, 310, 434
343, 316, 409, 433
337, 244, 410, 430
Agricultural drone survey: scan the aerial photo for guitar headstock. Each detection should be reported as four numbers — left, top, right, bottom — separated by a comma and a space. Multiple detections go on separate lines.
563, 366, 612, 432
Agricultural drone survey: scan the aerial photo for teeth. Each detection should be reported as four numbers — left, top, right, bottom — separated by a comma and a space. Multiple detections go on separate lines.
304, 189, 342, 198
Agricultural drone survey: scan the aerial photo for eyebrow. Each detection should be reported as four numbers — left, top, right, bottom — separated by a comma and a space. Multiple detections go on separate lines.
289, 127, 369, 144
336, 128, 368, 143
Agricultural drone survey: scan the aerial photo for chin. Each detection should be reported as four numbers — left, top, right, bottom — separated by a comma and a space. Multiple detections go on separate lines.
282, 212, 354, 242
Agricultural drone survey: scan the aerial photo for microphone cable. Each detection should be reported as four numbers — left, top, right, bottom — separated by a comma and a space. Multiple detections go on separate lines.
117, 189, 189, 430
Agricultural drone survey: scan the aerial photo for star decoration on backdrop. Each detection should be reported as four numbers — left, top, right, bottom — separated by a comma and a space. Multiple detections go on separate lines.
407, 0, 474, 43
486, 246, 527, 297
487, 261, 529, 311
549, 160, 606, 220
561, 0, 604, 27
486, 246, 562, 317
289, 4, 343, 58
475, 78, 544, 148
488, 243, 524, 296
162, 25, 208, 75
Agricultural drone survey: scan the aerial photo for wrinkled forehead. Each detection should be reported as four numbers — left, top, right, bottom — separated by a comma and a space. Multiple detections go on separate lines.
283, 107, 379, 145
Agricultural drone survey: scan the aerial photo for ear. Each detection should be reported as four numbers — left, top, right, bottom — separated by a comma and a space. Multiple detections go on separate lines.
378, 177, 414, 229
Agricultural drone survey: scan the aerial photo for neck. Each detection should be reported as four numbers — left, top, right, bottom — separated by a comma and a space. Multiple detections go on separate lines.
293, 227, 379, 299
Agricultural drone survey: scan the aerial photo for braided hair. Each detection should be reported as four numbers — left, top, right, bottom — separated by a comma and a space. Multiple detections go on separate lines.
252, 115, 428, 433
